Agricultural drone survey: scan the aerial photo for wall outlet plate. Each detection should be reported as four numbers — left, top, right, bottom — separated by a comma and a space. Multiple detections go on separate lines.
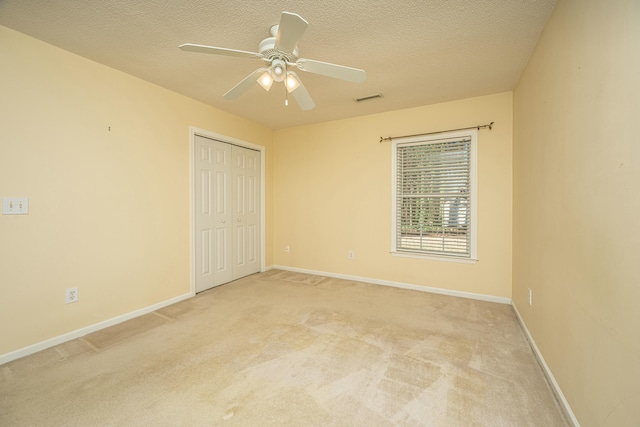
65, 288, 79, 304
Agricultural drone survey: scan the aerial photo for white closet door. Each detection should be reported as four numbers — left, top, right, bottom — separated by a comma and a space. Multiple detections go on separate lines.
195, 135, 232, 292
195, 135, 261, 292
232, 145, 261, 280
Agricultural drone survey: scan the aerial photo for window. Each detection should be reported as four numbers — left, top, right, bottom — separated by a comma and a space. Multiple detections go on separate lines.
392, 129, 477, 261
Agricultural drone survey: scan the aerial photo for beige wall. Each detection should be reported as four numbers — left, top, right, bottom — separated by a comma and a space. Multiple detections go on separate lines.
0, 26, 273, 355
273, 92, 512, 298
513, 0, 640, 425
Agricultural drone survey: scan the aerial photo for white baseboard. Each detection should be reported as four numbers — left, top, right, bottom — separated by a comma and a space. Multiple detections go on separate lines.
269, 265, 511, 304
0, 291, 194, 365
512, 303, 580, 427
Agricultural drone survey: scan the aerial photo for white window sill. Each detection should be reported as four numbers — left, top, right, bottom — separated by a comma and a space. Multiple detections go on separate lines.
391, 251, 478, 264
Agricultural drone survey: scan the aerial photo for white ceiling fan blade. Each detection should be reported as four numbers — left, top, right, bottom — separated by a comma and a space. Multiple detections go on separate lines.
223, 68, 268, 100
289, 74, 316, 110
296, 58, 367, 83
275, 12, 308, 54
179, 43, 262, 59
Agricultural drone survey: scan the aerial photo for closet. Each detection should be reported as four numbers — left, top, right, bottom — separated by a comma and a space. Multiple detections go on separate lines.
194, 135, 261, 292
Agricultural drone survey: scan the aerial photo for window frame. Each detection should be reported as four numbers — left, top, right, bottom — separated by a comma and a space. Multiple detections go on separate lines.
391, 129, 478, 263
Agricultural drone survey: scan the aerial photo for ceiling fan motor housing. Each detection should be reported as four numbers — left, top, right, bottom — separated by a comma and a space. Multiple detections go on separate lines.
259, 36, 299, 64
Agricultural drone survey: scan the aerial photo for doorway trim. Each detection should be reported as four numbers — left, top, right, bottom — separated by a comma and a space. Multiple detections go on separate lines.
189, 126, 266, 295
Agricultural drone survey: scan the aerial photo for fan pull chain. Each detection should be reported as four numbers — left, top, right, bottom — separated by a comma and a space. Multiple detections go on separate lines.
285, 85, 289, 106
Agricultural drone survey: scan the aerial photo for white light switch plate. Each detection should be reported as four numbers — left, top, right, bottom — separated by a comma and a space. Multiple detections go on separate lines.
2, 197, 29, 215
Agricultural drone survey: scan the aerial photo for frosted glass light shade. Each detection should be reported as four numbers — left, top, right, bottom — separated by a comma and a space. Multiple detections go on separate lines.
285, 73, 300, 93
257, 72, 273, 91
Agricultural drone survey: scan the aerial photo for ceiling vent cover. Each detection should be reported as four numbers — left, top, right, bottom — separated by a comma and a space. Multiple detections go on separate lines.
355, 93, 383, 103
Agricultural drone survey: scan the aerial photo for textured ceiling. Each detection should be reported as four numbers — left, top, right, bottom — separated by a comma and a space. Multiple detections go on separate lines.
0, 0, 556, 130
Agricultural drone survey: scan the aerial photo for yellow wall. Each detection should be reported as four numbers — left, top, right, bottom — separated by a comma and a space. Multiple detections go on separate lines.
513, 0, 640, 425
0, 26, 273, 355
5, 3, 637, 422
273, 92, 512, 298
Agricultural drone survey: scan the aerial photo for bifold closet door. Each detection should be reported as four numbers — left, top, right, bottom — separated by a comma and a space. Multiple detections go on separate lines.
195, 135, 260, 293
231, 145, 261, 280
195, 136, 232, 292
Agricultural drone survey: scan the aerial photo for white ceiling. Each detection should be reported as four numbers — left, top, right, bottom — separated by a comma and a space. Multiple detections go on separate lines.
0, 0, 556, 130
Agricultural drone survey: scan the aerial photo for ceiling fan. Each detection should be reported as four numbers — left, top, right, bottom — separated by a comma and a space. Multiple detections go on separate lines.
179, 11, 366, 110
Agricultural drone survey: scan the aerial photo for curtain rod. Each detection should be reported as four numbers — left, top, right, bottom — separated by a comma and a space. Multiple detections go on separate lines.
379, 121, 494, 143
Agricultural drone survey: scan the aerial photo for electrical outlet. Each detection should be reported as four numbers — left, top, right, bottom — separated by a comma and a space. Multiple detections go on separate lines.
528, 288, 532, 306
285, 245, 290, 253
66, 288, 79, 304
348, 250, 355, 260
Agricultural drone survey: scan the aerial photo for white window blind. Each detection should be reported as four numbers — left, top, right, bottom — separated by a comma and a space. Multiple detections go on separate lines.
392, 130, 477, 260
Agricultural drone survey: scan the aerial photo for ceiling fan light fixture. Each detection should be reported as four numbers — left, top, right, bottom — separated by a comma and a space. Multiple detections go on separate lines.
271, 58, 287, 82
285, 72, 300, 93
257, 71, 273, 91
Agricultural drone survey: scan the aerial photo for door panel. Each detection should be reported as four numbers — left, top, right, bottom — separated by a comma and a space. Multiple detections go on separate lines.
195, 135, 232, 292
200, 229, 211, 276
232, 145, 261, 280
215, 227, 228, 274
195, 141, 213, 292
195, 135, 260, 292
247, 224, 257, 263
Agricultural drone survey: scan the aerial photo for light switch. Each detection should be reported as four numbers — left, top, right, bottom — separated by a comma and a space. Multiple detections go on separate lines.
2, 197, 29, 215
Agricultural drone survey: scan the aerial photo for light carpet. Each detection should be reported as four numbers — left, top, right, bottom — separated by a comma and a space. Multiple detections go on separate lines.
0, 270, 569, 426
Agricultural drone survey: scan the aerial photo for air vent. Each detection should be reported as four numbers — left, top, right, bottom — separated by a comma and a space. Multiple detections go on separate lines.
355, 93, 383, 103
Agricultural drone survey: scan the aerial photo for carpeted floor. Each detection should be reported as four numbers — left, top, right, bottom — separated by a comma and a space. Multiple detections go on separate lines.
0, 270, 569, 426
